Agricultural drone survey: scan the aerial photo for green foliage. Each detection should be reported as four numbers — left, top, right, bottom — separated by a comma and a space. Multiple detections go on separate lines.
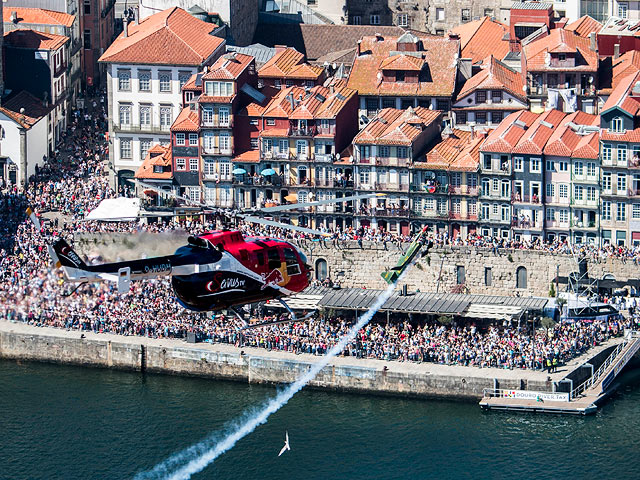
415, 262, 424, 271
425, 255, 431, 266
437, 314, 453, 325
549, 282, 556, 298
507, 253, 514, 263
540, 316, 555, 329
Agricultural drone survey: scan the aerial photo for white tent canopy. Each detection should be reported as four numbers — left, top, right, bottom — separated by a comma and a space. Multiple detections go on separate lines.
85, 197, 141, 221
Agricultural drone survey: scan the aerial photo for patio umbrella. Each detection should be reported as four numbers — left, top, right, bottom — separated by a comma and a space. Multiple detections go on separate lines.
232, 167, 247, 175
284, 193, 298, 202
261, 168, 277, 176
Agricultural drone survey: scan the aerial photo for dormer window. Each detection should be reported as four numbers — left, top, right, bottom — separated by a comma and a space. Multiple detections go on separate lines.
611, 117, 624, 133
153, 166, 163, 173
396, 71, 405, 82
558, 53, 566, 61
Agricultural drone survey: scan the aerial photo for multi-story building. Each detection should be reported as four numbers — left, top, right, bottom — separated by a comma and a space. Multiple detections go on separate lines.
453, 56, 528, 129
599, 71, 640, 246
510, 109, 565, 241
479, 110, 537, 238
522, 27, 598, 114
8, 0, 115, 88
347, 32, 460, 119
351, 107, 442, 233
257, 47, 325, 90
413, 128, 482, 239
134, 143, 174, 208
3, 7, 81, 101
3, 29, 71, 148
99, 7, 225, 188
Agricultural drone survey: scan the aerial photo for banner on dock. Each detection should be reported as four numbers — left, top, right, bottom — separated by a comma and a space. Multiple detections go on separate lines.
502, 390, 570, 402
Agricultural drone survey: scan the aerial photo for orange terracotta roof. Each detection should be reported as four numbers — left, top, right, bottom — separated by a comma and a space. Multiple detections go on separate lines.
513, 109, 566, 155
199, 95, 235, 103
3, 7, 75, 27
171, 107, 199, 132
99, 7, 225, 65
0, 90, 51, 129
379, 54, 424, 71
481, 110, 539, 153
4, 29, 68, 50
353, 107, 442, 146
347, 33, 459, 98
258, 47, 323, 80
564, 15, 602, 38
602, 71, 640, 116
451, 17, 510, 64
135, 144, 173, 180
523, 28, 597, 72
182, 73, 202, 91
233, 150, 261, 163
259, 128, 289, 137
543, 111, 599, 158
601, 128, 640, 143
203, 52, 254, 80
603, 51, 640, 95
456, 56, 526, 102
417, 129, 481, 172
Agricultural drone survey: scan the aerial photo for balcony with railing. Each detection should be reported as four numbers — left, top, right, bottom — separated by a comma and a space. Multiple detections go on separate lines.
511, 193, 541, 204
511, 219, 543, 230
262, 150, 292, 160
374, 157, 411, 167
202, 145, 233, 156
113, 122, 171, 134
449, 186, 479, 196
414, 210, 478, 221
410, 183, 449, 194
288, 125, 316, 137
628, 188, 640, 197
601, 156, 628, 168
356, 207, 411, 217
54, 61, 68, 78
201, 118, 233, 128
374, 182, 410, 192
570, 220, 597, 229
629, 156, 640, 169
570, 197, 599, 207
600, 187, 627, 197
479, 190, 511, 201
481, 160, 511, 175
478, 214, 510, 224
544, 220, 570, 229
316, 126, 336, 136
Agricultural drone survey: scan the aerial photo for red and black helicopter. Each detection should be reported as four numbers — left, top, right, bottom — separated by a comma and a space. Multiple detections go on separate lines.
41, 189, 384, 327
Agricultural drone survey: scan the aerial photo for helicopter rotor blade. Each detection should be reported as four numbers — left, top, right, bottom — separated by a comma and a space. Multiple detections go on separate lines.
255, 193, 386, 213
238, 215, 330, 236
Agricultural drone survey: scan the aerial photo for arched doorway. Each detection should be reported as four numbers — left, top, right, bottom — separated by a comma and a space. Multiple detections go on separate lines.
117, 170, 135, 191
516, 266, 527, 289
315, 258, 328, 281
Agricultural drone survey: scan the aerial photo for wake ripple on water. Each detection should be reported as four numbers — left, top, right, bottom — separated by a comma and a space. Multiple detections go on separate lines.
134, 273, 407, 480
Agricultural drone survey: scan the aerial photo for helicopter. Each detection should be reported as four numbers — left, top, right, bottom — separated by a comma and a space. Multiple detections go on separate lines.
41, 189, 384, 328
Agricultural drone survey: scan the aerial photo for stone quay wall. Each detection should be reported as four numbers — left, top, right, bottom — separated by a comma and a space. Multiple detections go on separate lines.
76, 233, 640, 296
0, 321, 554, 400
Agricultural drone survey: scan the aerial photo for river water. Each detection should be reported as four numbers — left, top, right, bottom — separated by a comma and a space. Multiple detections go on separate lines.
1, 360, 639, 480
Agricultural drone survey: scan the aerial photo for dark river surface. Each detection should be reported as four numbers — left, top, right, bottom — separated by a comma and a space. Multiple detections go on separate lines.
1, 359, 639, 480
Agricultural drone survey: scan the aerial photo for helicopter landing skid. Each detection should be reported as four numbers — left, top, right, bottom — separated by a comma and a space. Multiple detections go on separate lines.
238, 299, 315, 330
228, 306, 249, 328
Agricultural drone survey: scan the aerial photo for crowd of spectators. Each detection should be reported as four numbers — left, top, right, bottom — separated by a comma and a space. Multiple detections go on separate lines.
1, 93, 640, 374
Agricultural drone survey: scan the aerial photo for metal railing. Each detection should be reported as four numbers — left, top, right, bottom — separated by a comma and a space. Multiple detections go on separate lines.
570, 332, 640, 399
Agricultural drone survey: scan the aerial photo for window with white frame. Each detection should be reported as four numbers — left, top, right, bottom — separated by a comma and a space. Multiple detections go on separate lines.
352, 15, 361, 25
546, 183, 554, 198
501, 205, 510, 222
617, 202, 626, 221
279, 139, 289, 154
468, 200, 477, 215
118, 70, 131, 91
250, 138, 259, 149
266, 118, 276, 126
296, 140, 308, 156
159, 72, 171, 92
602, 144, 612, 162
397, 147, 408, 158
398, 13, 408, 27
120, 138, 132, 159
531, 158, 541, 172
203, 158, 215, 176
220, 160, 231, 178
558, 161, 568, 172
492, 204, 499, 216
546, 159, 555, 172
546, 208, 555, 222
160, 106, 172, 128
187, 187, 200, 202
138, 71, 151, 92
587, 162, 596, 177
603, 172, 612, 191
219, 107, 230, 126
203, 131, 215, 151
492, 178, 499, 192
602, 201, 611, 220
176, 158, 186, 171
176, 133, 185, 146
359, 169, 370, 185
513, 157, 523, 171
633, 203, 640, 219
202, 106, 214, 125
574, 185, 583, 201
379, 146, 390, 158
139, 105, 151, 126
178, 71, 191, 89
618, 145, 628, 165
481, 178, 490, 195
119, 104, 131, 125
611, 116, 624, 132
619, 2, 629, 19
587, 186, 596, 201
559, 184, 568, 198
204, 81, 233, 96
140, 139, 152, 160
480, 203, 489, 219
574, 161, 583, 176
205, 186, 216, 204
436, 7, 445, 21
220, 132, 231, 152
617, 174, 627, 192
220, 186, 232, 205
501, 179, 510, 198
189, 133, 198, 146
189, 158, 199, 171
370, 14, 380, 25
559, 209, 569, 224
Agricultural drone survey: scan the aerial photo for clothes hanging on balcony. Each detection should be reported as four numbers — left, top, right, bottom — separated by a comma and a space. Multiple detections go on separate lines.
547, 89, 559, 109
559, 89, 577, 112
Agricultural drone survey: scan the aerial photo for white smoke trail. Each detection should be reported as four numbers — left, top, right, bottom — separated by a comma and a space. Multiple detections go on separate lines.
134, 272, 409, 480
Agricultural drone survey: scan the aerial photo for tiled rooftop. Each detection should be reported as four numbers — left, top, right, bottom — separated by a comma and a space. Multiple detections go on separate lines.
4, 29, 68, 50
353, 107, 442, 146
2, 7, 74, 27
451, 17, 510, 64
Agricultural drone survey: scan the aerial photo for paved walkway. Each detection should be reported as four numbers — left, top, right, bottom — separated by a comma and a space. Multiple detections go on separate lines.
0, 319, 624, 385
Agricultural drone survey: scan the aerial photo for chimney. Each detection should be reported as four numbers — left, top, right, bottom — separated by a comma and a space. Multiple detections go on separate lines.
275, 45, 287, 54
329, 84, 335, 94
288, 93, 295, 110
589, 32, 597, 52
356, 39, 361, 56
134, 6, 139, 25
123, 15, 129, 38
448, 32, 460, 41
614, 43, 620, 60
469, 122, 475, 139
375, 32, 383, 41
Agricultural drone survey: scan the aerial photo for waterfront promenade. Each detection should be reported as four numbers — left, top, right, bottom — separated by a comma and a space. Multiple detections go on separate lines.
0, 319, 623, 400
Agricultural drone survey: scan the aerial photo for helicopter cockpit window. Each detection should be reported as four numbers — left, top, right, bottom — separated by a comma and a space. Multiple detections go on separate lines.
256, 251, 265, 266
267, 248, 281, 269
283, 248, 301, 275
